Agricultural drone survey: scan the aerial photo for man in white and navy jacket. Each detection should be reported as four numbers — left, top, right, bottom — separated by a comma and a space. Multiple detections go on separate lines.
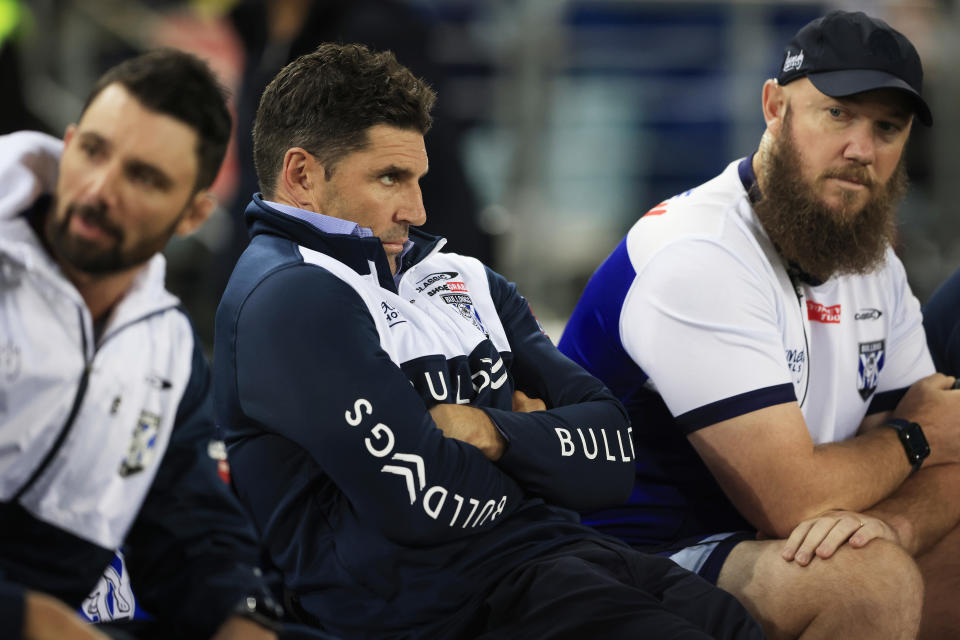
214, 42, 764, 639
0, 50, 283, 639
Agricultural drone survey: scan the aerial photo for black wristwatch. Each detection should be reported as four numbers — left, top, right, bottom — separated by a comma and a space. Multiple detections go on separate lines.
233, 590, 284, 633
882, 418, 930, 472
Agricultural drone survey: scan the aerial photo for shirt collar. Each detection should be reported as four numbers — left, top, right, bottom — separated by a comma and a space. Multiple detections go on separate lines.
263, 200, 374, 237
263, 199, 415, 283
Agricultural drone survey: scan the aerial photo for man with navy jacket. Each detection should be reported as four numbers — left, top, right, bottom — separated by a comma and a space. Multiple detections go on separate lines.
213, 42, 762, 639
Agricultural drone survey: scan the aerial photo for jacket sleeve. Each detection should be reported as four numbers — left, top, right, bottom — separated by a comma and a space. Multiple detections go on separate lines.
123, 335, 274, 639
0, 580, 24, 640
924, 267, 960, 376
232, 266, 527, 546
481, 266, 635, 510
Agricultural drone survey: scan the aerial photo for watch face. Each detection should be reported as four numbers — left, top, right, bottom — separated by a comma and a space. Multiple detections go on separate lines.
904, 423, 930, 463
885, 419, 929, 470
897, 421, 930, 469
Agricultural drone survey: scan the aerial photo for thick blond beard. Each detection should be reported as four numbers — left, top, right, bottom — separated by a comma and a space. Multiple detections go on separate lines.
753, 107, 908, 283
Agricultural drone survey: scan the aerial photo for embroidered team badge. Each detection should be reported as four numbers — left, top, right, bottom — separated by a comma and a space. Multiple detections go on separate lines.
857, 340, 885, 400
440, 281, 487, 335
118, 411, 161, 477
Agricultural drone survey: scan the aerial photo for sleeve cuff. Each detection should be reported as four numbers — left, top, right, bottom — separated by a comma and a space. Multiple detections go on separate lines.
675, 384, 797, 433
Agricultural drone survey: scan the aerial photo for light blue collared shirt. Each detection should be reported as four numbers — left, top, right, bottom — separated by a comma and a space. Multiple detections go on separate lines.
264, 199, 413, 284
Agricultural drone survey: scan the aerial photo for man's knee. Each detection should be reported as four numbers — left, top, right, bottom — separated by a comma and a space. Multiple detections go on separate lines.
818, 541, 923, 638
841, 539, 923, 605
720, 539, 922, 639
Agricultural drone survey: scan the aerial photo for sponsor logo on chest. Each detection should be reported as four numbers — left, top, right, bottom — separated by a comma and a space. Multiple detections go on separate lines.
414, 271, 458, 294
806, 300, 841, 323
413, 271, 488, 336
855, 308, 883, 321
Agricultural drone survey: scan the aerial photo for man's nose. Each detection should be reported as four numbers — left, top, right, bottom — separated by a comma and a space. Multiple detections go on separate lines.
81, 162, 121, 207
842, 121, 876, 166
397, 183, 426, 226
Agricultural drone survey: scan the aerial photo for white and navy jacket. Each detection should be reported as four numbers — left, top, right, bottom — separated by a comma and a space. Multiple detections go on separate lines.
0, 132, 270, 638
214, 196, 635, 639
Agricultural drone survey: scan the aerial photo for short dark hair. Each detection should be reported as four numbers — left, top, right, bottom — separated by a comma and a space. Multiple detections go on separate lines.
253, 43, 436, 196
81, 48, 231, 190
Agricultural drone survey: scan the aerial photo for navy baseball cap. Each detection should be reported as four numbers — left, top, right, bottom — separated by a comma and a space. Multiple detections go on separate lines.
777, 10, 932, 126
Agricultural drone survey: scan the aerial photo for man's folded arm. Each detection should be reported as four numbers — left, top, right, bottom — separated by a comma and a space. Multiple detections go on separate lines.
861, 457, 960, 555
233, 267, 527, 545
481, 266, 634, 511
631, 245, 920, 538
688, 402, 914, 538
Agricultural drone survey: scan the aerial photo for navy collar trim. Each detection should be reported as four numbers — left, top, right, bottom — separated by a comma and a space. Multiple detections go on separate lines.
244, 194, 444, 291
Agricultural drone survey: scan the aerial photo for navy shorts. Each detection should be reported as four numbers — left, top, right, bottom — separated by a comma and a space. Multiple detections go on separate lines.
474, 537, 764, 639
653, 531, 756, 585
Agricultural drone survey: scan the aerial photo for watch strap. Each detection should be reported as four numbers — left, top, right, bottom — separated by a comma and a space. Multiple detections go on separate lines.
882, 418, 930, 471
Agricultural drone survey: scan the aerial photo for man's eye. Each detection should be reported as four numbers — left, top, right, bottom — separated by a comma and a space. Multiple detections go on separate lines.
829, 107, 843, 118
80, 141, 103, 157
877, 121, 900, 133
129, 167, 161, 188
380, 174, 397, 186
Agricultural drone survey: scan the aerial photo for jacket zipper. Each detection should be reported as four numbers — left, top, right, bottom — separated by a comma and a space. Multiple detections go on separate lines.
13, 307, 91, 501
12, 302, 180, 501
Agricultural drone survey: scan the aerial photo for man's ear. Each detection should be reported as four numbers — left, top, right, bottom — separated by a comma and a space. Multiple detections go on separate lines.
174, 190, 217, 237
62, 124, 77, 147
275, 147, 326, 211
761, 79, 788, 137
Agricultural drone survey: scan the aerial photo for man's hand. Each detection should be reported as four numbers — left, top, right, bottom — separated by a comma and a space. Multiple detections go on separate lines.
211, 616, 278, 640
781, 510, 901, 566
512, 390, 546, 413
892, 373, 960, 466
429, 403, 506, 461
22, 591, 109, 640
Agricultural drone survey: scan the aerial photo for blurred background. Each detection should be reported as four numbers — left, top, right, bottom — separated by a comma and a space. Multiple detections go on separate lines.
4, 0, 959, 351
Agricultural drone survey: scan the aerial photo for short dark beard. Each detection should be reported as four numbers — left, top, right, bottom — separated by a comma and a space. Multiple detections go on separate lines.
45, 199, 181, 275
752, 109, 908, 283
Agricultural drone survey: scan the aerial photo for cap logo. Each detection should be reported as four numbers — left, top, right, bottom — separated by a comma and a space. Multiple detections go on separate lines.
783, 50, 804, 73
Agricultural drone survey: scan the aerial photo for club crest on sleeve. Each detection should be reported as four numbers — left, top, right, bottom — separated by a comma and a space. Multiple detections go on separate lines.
857, 340, 885, 400
118, 411, 161, 477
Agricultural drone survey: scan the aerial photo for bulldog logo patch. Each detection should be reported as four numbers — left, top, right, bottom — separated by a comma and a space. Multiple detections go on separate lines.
441, 292, 487, 335
118, 411, 160, 477
857, 340, 885, 400
440, 281, 487, 335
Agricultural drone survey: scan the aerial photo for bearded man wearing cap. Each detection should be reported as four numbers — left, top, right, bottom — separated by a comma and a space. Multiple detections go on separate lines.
559, 10, 960, 639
